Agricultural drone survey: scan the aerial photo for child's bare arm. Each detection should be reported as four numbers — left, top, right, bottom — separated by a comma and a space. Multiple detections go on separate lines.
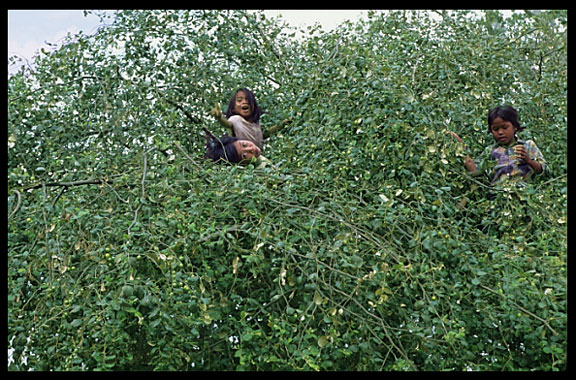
210, 105, 234, 134
263, 116, 292, 139
463, 155, 477, 173
514, 145, 543, 174
448, 131, 477, 173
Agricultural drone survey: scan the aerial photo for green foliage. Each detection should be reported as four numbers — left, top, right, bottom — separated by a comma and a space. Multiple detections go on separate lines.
8, 10, 566, 371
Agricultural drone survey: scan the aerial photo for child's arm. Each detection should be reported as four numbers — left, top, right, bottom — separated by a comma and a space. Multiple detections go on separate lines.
463, 155, 477, 173
448, 131, 477, 173
210, 105, 234, 135
515, 141, 549, 176
263, 117, 293, 139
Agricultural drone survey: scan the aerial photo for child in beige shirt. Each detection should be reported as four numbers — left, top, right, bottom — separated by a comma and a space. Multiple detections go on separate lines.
210, 87, 291, 153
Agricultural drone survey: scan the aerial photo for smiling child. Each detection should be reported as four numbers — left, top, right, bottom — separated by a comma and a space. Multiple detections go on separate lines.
210, 88, 292, 150
203, 128, 265, 166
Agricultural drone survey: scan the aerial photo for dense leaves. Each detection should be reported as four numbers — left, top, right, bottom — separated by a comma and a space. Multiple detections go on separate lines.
8, 10, 566, 371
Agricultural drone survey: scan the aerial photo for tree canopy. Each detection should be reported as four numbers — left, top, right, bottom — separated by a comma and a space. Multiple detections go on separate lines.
8, 10, 566, 371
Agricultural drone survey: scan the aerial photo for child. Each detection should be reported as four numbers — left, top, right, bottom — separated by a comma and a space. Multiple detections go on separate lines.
451, 105, 549, 186
203, 128, 270, 168
210, 87, 292, 150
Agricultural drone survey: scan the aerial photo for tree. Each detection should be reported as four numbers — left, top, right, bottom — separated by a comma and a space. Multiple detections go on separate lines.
8, 10, 566, 371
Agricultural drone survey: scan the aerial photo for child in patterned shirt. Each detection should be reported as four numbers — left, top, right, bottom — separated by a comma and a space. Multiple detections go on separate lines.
451, 105, 549, 186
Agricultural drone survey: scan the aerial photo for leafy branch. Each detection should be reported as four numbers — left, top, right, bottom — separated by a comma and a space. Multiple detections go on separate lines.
479, 284, 558, 336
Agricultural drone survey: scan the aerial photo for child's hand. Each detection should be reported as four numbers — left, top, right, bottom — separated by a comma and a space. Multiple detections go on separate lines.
513, 145, 529, 162
447, 131, 476, 173
210, 104, 222, 119
514, 144, 543, 173
210, 103, 234, 129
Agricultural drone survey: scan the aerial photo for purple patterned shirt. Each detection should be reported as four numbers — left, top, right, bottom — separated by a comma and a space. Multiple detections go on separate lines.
478, 139, 549, 185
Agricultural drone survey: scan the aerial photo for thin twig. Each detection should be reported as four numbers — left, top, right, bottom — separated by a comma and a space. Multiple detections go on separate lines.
174, 142, 203, 170
50, 187, 68, 208
128, 148, 155, 235
22, 178, 114, 191
535, 174, 567, 190
479, 284, 558, 336
8, 189, 22, 220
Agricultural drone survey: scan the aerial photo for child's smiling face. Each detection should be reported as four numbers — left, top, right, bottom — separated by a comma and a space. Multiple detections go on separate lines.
490, 116, 518, 145
233, 139, 261, 163
233, 91, 253, 119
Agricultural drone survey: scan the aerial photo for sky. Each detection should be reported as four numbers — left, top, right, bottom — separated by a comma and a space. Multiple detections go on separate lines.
7, 10, 367, 75
8, 10, 113, 74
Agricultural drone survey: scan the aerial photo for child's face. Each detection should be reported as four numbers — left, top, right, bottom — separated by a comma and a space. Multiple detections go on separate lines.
233, 91, 253, 119
233, 139, 261, 164
490, 117, 518, 145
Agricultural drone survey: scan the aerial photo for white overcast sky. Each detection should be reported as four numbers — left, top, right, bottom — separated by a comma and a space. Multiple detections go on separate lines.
8, 9, 528, 76
7, 9, 368, 75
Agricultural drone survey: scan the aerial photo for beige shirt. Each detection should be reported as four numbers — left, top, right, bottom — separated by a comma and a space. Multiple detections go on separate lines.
228, 115, 263, 149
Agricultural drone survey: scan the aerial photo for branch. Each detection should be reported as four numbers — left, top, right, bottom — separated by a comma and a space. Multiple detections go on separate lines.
8, 189, 22, 220
22, 178, 114, 191
503, 27, 539, 47
165, 98, 202, 125
479, 284, 558, 336
128, 147, 155, 235
535, 174, 567, 190
174, 142, 203, 171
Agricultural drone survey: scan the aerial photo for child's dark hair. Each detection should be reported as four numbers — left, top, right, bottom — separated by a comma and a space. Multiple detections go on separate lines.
203, 128, 241, 164
487, 105, 525, 133
225, 87, 262, 123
